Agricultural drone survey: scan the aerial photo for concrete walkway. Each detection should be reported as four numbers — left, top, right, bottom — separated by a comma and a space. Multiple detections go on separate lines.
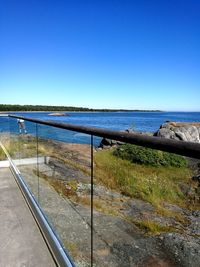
0, 167, 56, 267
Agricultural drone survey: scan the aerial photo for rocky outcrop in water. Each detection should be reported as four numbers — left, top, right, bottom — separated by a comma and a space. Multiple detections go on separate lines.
154, 122, 200, 143
48, 112, 69, 116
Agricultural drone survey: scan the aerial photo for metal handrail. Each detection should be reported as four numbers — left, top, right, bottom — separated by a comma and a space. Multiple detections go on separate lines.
9, 114, 200, 159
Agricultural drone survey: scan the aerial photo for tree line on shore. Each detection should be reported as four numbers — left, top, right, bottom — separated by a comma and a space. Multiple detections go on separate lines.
0, 104, 161, 112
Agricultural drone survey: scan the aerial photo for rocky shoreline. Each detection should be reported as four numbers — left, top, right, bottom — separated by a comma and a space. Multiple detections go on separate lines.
99, 121, 200, 150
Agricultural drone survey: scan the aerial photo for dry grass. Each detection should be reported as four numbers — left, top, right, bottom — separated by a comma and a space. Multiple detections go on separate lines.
132, 219, 177, 235
63, 240, 79, 259
156, 206, 190, 226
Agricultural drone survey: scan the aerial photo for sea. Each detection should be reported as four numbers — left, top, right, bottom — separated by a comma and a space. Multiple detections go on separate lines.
0, 111, 200, 146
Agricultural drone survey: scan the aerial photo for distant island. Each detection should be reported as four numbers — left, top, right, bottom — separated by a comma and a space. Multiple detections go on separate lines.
0, 104, 162, 112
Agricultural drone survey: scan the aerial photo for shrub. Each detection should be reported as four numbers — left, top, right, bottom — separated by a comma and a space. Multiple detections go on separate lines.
113, 144, 187, 167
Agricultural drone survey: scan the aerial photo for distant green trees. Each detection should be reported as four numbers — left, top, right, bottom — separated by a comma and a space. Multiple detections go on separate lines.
0, 104, 91, 112
0, 104, 162, 112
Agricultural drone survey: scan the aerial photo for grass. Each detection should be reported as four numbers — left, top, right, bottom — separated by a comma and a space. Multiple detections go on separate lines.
155, 206, 190, 226
94, 149, 193, 209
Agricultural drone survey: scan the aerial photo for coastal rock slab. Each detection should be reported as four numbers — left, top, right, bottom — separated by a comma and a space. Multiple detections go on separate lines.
161, 233, 200, 267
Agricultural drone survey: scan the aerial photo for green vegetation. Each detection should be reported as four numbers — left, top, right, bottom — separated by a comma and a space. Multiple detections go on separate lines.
113, 144, 187, 167
94, 149, 191, 208
0, 104, 161, 112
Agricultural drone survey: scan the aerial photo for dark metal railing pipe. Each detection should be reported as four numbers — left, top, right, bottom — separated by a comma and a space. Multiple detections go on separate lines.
9, 115, 200, 159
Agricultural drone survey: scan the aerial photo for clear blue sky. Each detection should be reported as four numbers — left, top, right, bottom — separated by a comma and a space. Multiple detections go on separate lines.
0, 0, 199, 111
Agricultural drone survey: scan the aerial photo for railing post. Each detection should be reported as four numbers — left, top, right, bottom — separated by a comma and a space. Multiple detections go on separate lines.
91, 135, 94, 266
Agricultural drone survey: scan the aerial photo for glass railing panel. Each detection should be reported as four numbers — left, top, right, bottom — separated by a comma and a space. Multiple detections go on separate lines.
7, 117, 22, 160
37, 124, 92, 266
8, 117, 39, 200
93, 138, 199, 267
0, 115, 10, 160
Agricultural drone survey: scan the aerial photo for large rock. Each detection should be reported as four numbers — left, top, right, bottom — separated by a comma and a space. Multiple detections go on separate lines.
154, 122, 200, 143
160, 233, 200, 267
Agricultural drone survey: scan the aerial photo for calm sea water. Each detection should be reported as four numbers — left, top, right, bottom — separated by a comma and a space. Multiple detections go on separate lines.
1, 111, 200, 145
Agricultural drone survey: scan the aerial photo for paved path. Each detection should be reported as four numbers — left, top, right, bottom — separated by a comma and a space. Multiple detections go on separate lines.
0, 167, 56, 267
